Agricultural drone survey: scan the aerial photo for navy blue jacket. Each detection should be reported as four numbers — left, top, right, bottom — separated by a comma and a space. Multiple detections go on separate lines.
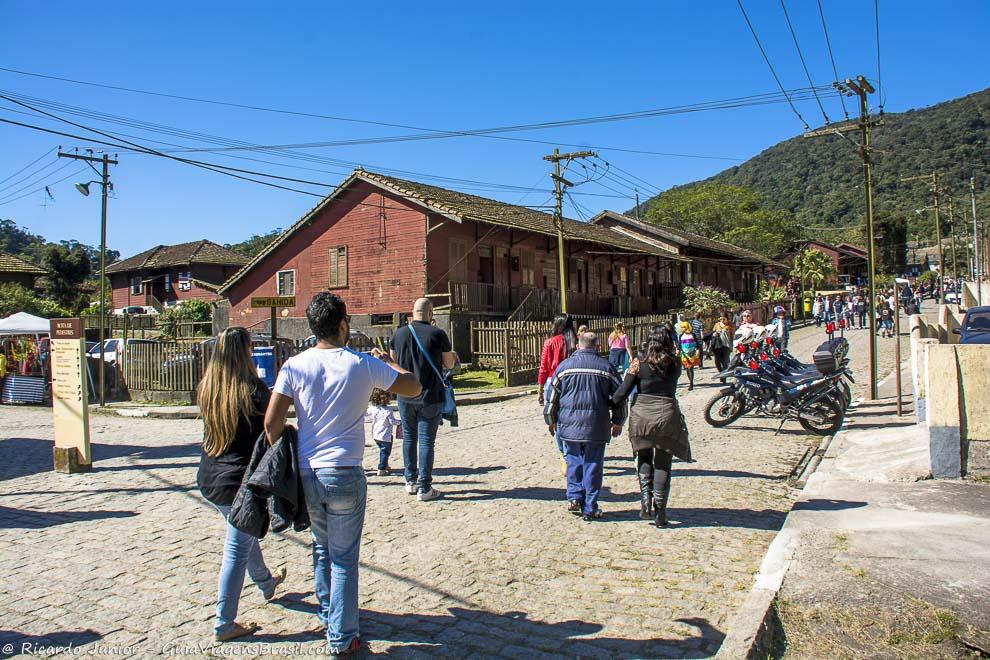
543, 348, 626, 444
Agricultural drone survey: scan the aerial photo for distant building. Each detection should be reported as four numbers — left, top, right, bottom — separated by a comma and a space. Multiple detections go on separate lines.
107, 240, 248, 311
774, 240, 868, 286
0, 252, 46, 290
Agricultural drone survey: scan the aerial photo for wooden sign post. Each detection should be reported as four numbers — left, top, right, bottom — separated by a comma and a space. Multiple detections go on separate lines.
250, 296, 296, 368
50, 318, 92, 473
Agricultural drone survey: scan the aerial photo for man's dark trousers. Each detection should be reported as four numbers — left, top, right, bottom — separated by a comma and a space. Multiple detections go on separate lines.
563, 441, 607, 515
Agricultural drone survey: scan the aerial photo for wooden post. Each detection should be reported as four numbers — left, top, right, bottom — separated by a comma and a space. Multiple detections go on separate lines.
503, 324, 511, 387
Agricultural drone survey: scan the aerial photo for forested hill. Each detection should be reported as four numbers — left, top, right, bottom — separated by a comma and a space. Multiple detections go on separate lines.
638, 86, 990, 238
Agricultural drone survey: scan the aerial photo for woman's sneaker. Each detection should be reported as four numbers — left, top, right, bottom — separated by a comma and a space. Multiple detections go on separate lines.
417, 487, 442, 502
405, 482, 417, 495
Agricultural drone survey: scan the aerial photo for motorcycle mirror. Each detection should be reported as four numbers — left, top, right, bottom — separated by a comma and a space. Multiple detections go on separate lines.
748, 359, 758, 369
749, 342, 758, 349
759, 352, 768, 361
773, 348, 781, 358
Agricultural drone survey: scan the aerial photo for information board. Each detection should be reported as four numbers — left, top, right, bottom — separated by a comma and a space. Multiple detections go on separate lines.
251, 296, 296, 309
50, 318, 91, 472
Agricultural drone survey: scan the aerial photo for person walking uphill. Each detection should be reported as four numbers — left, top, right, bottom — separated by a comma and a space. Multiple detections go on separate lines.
612, 323, 691, 528
390, 298, 456, 502
543, 332, 626, 522
264, 293, 421, 657
196, 327, 287, 642
607, 322, 634, 372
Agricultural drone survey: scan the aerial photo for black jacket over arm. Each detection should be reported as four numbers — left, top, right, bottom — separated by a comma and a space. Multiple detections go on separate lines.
228, 425, 310, 539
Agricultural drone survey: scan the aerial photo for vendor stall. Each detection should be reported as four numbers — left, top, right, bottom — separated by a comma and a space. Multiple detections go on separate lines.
0, 312, 50, 404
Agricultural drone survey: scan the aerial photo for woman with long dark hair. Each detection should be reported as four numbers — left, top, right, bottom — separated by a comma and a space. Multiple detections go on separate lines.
197, 327, 286, 641
612, 323, 692, 527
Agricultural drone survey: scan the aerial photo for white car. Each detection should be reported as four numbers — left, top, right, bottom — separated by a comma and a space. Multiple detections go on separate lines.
87, 338, 156, 364
113, 305, 158, 316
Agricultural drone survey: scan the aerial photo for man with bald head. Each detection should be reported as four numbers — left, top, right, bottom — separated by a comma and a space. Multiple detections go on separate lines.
389, 298, 456, 501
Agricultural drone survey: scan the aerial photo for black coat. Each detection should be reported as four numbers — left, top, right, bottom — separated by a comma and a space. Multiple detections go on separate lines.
228, 426, 310, 539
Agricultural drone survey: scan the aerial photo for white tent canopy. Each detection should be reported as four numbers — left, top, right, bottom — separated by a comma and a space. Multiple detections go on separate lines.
0, 312, 51, 336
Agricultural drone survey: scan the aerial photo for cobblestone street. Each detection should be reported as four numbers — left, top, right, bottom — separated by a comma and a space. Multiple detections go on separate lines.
0, 322, 894, 658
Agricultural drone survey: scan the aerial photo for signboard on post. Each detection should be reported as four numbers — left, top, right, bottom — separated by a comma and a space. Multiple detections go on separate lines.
250, 296, 296, 309
50, 318, 91, 473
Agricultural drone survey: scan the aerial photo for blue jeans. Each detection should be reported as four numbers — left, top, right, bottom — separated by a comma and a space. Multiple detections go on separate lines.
563, 441, 607, 515
212, 504, 276, 635
397, 400, 442, 492
375, 441, 392, 470
301, 468, 367, 653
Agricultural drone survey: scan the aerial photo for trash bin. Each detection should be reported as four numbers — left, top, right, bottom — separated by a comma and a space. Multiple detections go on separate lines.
252, 346, 275, 387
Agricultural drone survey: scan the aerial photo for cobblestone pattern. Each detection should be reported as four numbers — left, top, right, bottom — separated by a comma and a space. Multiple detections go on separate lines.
0, 322, 890, 658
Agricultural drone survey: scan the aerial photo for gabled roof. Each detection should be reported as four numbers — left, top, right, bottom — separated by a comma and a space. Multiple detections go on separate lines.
219, 168, 687, 294
835, 243, 868, 258
590, 210, 780, 266
0, 252, 46, 275
107, 240, 248, 274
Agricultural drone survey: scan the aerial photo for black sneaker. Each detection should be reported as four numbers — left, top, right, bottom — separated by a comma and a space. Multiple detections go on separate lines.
567, 500, 582, 515
582, 508, 603, 522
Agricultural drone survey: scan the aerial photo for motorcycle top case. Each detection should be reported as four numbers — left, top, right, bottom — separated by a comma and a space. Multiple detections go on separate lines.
812, 346, 841, 374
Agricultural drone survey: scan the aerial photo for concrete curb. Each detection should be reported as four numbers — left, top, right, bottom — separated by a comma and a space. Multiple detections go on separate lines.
457, 388, 537, 406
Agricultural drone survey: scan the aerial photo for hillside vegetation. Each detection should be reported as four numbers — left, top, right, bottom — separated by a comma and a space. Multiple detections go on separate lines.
638, 87, 990, 244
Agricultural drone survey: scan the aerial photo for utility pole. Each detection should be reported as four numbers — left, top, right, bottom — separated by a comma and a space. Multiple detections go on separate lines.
948, 197, 959, 302
634, 190, 641, 221
58, 150, 117, 406
902, 170, 945, 304
972, 176, 982, 304
542, 148, 596, 313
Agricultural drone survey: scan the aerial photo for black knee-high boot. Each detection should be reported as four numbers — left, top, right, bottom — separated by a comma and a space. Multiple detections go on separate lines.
637, 461, 653, 520
653, 469, 670, 528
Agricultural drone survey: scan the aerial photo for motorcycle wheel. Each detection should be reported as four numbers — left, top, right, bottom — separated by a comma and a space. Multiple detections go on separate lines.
704, 389, 745, 427
799, 398, 845, 436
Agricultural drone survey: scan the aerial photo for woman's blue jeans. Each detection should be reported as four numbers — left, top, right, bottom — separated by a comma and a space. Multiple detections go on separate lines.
300, 468, 367, 654
213, 504, 276, 635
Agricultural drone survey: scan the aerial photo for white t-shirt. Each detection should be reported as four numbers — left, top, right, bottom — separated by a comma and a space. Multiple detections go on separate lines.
274, 347, 397, 468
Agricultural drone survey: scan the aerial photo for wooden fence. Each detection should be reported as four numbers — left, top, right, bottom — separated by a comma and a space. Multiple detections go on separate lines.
123, 342, 213, 392
84, 315, 158, 331
471, 314, 674, 386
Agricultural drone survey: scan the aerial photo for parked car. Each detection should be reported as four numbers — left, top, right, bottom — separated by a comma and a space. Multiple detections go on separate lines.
301, 329, 376, 353
953, 306, 990, 345
86, 338, 157, 364
113, 305, 158, 316
160, 333, 298, 386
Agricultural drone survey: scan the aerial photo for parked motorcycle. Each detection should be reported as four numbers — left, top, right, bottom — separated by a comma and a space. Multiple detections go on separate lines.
703, 327, 852, 436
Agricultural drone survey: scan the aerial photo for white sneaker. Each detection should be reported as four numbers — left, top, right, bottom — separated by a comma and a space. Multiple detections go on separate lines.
405, 483, 417, 495
417, 488, 442, 502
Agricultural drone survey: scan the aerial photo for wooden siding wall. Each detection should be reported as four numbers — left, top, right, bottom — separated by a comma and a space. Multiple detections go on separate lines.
110, 264, 232, 309
225, 182, 428, 325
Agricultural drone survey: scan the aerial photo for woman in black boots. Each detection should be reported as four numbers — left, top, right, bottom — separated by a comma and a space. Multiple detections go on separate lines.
612, 323, 692, 527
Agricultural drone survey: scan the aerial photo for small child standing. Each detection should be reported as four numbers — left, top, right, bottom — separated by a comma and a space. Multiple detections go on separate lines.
826, 319, 836, 341
677, 321, 701, 391
366, 388, 402, 476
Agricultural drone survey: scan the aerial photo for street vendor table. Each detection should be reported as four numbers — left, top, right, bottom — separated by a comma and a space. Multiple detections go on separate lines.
1, 374, 46, 404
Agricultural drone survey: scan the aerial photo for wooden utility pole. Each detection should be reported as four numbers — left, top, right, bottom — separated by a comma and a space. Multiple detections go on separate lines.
57, 150, 117, 406
804, 76, 881, 399
542, 148, 596, 313
971, 176, 982, 303
948, 197, 959, 301
902, 171, 945, 304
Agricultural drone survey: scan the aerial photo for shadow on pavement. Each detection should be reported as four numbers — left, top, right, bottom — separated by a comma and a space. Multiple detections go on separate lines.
248, 607, 724, 658
0, 504, 137, 529
442, 485, 617, 502
0, 437, 199, 482
791, 499, 867, 512
602, 506, 788, 530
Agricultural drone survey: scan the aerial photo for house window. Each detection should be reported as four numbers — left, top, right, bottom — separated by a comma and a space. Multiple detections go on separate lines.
276, 270, 295, 296
177, 271, 192, 292
574, 259, 586, 293
618, 266, 628, 295
130, 276, 143, 295
328, 246, 348, 288
631, 268, 642, 297
543, 259, 557, 289
449, 240, 469, 282
518, 250, 535, 286
594, 262, 605, 294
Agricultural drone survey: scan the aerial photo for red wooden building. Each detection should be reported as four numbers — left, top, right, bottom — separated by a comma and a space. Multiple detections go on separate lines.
217, 169, 703, 337
107, 240, 248, 312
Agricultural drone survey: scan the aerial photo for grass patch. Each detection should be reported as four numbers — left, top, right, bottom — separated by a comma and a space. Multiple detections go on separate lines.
452, 368, 504, 391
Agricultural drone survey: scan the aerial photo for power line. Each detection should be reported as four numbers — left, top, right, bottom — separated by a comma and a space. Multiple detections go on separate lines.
0, 65, 825, 161
816, 0, 850, 120
0, 147, 54, 187
780, 0, 830, 124
736, 0, 811, 130
0, 165, 87, 206
0, 157, 64, 195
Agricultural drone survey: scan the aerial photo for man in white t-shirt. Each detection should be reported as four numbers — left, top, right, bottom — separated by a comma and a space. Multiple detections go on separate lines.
264, 293, 420, 657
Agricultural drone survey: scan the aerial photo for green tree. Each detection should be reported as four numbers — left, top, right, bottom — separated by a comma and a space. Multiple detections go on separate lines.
225, 228, 282, 258
872, 211, 907, 276
40, 244, 91, 312
0, 282, 70, 318
0, 218, 46, 263
790, 248, 836, 294
682, 284, 734, 314
643, 183, 799, 257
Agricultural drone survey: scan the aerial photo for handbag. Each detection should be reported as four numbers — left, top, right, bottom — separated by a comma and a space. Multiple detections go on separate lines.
408, 325, 457, 417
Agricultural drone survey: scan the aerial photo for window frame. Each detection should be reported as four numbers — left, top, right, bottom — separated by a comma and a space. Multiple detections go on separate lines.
328, 246, 348, 289
130, 276, 143, 295
276, 269, 296, 296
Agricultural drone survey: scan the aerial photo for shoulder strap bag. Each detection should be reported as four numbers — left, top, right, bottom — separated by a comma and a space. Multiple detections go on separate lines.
409, 326, 457, 417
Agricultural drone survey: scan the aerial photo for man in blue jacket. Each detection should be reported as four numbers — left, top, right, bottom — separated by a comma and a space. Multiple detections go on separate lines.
543, 332, 626, 522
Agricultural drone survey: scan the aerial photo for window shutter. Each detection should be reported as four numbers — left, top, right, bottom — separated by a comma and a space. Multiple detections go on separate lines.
329, 246, 347, 288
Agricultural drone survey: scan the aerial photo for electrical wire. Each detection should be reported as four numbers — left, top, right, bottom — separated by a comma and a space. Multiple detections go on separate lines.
0, 165, 87, 206
0, 157, 64, 195
779, 0, 829, 124
816, 0, 849, 120
0, 66, 825, 161
593, 157, 663, 196
0, 147, 54, 187
736, 0, 811, 130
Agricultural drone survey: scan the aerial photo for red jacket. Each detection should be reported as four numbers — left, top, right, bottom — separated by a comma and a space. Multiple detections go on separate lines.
538, 334, 567, 385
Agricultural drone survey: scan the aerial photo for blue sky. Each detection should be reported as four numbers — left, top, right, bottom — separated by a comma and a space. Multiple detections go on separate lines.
1, 1, 987, 257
